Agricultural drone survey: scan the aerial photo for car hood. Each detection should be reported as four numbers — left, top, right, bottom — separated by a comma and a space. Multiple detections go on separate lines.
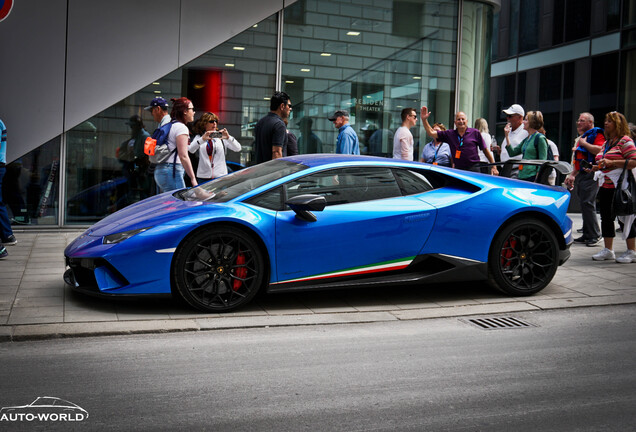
87, 192, 216, 237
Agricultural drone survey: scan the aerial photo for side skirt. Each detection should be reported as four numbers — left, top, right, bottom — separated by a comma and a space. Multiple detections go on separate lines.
267, 254, 488, 293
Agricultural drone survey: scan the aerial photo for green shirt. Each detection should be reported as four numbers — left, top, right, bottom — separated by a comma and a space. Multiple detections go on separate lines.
505, 132, 548, 180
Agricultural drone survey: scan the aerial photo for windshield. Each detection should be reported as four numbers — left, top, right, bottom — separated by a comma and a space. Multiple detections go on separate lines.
181, 159, 308, 202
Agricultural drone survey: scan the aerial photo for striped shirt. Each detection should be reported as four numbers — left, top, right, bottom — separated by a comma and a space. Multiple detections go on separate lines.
595, 135, 636, 188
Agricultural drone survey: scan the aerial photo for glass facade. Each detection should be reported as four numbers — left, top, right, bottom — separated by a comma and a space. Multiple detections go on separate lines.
6, 0, 496, 227
490, 0, 636, 165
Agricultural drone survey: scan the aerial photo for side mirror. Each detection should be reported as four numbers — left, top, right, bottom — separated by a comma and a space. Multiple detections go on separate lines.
286, 194, 326, 222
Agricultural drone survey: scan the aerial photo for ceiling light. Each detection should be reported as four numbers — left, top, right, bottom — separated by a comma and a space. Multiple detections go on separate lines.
225, 63, 235, 67
153, 91, 161, 94
413, 76, 422, 80
320, 53, 332, 57
300, 68, 310, 72
347, 31, 360, 36
286, 80, 294, 84
152, 82, 160, 85
233, 46, 245, 51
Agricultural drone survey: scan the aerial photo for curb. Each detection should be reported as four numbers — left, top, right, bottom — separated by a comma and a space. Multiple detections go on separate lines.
3, 296, 635, 343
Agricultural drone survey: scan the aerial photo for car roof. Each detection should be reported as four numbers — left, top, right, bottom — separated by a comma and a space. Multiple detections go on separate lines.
283, 153, 395, 168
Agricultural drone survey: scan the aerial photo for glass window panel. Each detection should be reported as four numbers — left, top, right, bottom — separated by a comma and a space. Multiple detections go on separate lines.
282, 0, 459, 158
622, 49, 636, 121
64, 14, 278, 224
4, 137, 60, 226
518, 0, 539, 53
590, 52, 619, 122
564, 0, 591, 42
552, 0, 565, 45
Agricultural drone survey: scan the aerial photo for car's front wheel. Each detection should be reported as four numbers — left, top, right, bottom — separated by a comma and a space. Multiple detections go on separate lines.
488, 219, 559, 296
173, 226, 266, 312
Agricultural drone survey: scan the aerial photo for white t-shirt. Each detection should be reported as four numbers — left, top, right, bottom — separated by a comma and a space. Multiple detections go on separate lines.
501, 125, 529, 162
166, 122, 189, 165
547, 139, 559, 181
392, 126, 414, 161
478, 132, 492, 162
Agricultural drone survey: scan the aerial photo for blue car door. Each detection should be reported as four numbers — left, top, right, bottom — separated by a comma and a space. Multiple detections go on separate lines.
273, 167, 437, 284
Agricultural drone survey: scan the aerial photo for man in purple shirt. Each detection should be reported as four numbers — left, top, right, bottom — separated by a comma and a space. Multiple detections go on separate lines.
420, 107, 498, 175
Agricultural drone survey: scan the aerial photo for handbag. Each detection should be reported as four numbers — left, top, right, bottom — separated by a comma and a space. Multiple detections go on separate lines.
613, 160, 636, 216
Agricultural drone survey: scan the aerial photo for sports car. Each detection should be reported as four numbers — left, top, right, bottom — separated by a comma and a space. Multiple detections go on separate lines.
64, 154, 573, 312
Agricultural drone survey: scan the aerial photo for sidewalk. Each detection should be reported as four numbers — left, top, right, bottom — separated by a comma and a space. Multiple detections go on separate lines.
1, 214, 635, 342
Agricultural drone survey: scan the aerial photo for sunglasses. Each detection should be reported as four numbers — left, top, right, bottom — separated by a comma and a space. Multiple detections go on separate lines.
208, 119, 218, 124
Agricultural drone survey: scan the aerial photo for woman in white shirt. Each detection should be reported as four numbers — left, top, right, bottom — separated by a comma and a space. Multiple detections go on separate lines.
189, 112, 242, 184
474, 118, 492, 173
154, 97, 198, 193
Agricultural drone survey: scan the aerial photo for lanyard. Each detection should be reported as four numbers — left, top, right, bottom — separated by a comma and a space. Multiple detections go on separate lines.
458, 135, 464, 147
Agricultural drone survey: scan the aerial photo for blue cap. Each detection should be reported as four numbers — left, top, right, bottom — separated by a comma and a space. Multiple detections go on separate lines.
144, 97, 169, 111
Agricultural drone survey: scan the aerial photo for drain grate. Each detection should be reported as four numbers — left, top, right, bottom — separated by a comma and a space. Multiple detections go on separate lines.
462, 316, 537, 330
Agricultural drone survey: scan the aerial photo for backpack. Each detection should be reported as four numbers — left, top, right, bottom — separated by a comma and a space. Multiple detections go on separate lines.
144, 121, 178, 165
533, 133, 554, 161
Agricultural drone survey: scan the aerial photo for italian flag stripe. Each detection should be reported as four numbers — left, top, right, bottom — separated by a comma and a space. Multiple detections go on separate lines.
274, 257, 415, 285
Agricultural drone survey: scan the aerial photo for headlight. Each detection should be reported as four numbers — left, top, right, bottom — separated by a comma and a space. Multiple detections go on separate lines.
103, 228, 150, 244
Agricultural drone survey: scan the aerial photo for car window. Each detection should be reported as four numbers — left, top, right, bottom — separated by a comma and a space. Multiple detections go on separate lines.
180, 160, 307, 203
285, 167, 402, 206
393, 169, 436, 195
245, 186, 283, 211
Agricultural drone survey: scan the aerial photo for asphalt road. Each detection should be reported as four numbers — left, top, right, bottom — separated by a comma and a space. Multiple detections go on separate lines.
1, 305, 635, 431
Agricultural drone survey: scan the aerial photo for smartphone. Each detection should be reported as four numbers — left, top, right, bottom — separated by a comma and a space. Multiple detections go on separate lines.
210, 131, 223, 138
580, 160, 595, 169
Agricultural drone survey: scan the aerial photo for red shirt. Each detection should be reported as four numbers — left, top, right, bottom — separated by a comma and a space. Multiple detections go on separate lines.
573, 132, 604, 171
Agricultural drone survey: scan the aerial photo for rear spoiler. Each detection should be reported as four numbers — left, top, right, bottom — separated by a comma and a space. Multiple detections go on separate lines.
482, 160, 573, 185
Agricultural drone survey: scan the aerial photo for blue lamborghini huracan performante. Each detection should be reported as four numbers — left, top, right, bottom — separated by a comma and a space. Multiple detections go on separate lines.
64, 155, 573, 312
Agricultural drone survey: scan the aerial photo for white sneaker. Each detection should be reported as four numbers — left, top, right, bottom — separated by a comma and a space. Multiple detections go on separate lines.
592, 248, 615, 261
615, 249, 636, 264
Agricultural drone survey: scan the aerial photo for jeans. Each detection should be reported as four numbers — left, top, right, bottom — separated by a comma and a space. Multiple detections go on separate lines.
154, 163, 185, 193
0, 166, 14, 239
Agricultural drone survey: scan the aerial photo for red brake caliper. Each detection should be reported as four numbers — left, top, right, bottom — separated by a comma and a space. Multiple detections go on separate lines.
501, 237, 517, 269
233, 252, 247, 291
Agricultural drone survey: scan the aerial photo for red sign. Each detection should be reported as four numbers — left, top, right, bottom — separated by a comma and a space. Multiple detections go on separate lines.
0, 0, 14, 22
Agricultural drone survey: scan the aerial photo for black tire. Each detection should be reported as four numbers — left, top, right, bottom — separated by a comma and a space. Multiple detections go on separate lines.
173, 226, 266, 312
488, 219, 559, 296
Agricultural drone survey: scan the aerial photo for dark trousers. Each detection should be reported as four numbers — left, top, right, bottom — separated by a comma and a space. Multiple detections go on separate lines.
0, 166, 15, 239
598, 187, 636, 239
575, 170, 600, 240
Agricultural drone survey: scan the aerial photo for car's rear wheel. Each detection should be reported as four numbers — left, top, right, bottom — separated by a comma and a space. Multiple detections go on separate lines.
173, 226, 266, 312
488, 219, 559, 296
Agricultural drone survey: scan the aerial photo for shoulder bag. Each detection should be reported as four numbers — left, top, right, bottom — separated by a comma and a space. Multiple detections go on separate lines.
613, 160, 636, 216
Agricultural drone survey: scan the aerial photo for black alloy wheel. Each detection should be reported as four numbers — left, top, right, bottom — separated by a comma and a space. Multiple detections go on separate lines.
173, 226, 266, 312
488, 219, 559, 296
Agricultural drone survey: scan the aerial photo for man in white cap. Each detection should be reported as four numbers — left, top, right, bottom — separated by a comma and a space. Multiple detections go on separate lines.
500, 104, 528, 178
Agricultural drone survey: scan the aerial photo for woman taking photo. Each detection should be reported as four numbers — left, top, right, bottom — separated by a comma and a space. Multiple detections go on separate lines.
504, 110, 548, 182
591, 111, 636, 263
189, 112, 242, 184
154, 97, 198, 192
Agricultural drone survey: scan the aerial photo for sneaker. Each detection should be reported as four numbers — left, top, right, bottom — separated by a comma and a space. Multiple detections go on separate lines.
585, 237, 602, 247
592, 248, 615, 261
616, 249, 636, 264
1, 235, 17, 246
0, 247, 7, 259
573, 236, 587, 244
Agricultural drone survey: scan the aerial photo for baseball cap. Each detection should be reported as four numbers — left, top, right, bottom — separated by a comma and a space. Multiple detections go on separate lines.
125, 115, 142, 126
328, 109, 349, 121
502, 104, 524, 117
144, 97, 169, 111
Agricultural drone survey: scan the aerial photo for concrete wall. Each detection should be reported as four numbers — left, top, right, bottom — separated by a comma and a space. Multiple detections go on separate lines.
0, 0, 292, 162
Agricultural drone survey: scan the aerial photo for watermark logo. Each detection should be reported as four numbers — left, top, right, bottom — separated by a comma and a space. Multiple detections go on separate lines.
0, 397, 88, 422
0, 0, 14, 23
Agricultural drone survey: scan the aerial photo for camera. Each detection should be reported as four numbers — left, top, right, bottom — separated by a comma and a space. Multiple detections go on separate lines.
209, 131, 223, 138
